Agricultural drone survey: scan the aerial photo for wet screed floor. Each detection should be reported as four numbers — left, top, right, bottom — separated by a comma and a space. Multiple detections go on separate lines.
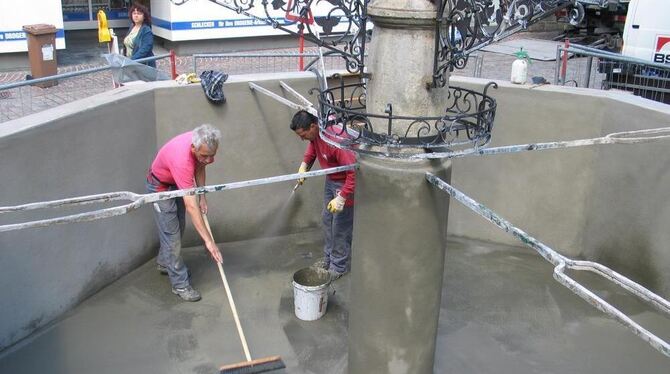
0, 231, 667, 373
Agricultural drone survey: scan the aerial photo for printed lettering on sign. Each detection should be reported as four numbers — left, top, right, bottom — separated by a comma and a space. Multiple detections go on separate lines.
191, 21, 214, 29
2, 32, 26, 40
653, 35, 670, 64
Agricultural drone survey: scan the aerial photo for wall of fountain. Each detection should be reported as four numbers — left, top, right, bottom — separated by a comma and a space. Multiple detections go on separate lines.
1, 73, 668, 352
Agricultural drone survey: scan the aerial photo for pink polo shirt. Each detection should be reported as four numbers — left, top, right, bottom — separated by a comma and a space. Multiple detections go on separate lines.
150, 131, 204, 190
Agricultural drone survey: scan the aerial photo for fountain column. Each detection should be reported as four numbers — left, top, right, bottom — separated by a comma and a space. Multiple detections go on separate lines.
348, 1, 452, 373
365, 0, 450, 118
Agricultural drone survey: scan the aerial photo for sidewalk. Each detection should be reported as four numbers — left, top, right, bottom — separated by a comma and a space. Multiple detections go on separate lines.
0, 38, 333, 123
1, 31, 565, 124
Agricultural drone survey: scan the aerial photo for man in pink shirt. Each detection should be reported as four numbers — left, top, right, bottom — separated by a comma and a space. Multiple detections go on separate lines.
146, 124, 223, 302
291, 110, 356, 281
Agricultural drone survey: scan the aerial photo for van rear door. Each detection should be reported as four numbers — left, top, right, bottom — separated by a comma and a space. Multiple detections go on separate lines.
622, 0, 670, 63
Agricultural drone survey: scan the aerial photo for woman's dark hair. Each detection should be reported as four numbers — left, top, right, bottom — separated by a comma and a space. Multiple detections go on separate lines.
290, 110, 318, 131
129, 2, 151, 25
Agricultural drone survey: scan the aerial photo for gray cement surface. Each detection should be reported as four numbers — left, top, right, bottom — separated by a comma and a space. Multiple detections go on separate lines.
0, 230, 348, 374
1, 233, 667, 373
438, 237, 670, 373
349, 156, 450, 373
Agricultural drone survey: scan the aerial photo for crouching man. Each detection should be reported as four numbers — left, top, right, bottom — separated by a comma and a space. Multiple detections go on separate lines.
146, 124, 224, 301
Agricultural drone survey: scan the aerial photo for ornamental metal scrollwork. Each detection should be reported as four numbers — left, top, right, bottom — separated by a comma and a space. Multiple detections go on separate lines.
433, 0, 573, 87
165, 0, 576, 156
316, 76, 498, 158
169, 0, 368, 75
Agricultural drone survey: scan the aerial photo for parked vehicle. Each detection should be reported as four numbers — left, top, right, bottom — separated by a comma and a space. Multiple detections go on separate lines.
621, 0, 670, 63
557, 0, 629, 49
597, 0, 670, 104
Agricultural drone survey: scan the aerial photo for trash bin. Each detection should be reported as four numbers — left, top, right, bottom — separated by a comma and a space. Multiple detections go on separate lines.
22, 24, 58, 88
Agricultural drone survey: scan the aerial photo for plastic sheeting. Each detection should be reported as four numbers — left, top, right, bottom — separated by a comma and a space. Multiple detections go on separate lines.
103, 53, 170, 84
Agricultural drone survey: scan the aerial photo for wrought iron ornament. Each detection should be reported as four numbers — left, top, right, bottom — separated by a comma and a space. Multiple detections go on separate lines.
315, 75, 498, 158
433, 0, 574, 87
169, 0, 368, 75
166, 0, 579, 157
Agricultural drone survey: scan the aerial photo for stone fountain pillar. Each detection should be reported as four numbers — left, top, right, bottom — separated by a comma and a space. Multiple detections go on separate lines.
365, 0, 450, 122
347, 1, 452, 373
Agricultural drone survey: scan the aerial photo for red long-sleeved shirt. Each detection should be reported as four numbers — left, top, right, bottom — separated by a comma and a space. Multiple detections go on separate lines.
303, 135, 356, 206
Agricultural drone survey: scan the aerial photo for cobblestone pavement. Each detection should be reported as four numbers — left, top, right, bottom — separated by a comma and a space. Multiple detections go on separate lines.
0, 33, 567, 124
0, 48, 357, 123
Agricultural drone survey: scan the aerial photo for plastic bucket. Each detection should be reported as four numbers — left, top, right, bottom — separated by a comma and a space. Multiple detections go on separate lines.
292, 267, 331, 321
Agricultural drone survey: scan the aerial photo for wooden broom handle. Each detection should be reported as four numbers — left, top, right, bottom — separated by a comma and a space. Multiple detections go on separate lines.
202, 214, 253, 362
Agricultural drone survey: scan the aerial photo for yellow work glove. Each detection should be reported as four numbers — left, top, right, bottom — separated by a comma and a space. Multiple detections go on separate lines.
175, 73, 200, 85
297, 162, 309, 186
327, 193, 346, 214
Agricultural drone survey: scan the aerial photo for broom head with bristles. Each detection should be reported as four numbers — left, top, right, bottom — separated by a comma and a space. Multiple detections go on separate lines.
219, 355, 285, 374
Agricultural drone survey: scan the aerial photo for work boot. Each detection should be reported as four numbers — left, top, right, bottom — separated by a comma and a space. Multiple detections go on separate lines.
171, 285, 201, 302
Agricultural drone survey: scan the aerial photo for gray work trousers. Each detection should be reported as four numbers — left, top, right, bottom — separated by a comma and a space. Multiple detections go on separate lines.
146, 177, 190, 289
322, 178, 354, 274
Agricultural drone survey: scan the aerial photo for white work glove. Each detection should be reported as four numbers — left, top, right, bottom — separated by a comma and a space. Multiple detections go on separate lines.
297, 162, 309, 186
327, 192, 346, 214
176, 73, 200, 85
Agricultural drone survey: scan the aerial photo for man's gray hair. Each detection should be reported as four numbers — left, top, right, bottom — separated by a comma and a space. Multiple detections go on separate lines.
192, 124, 221, 150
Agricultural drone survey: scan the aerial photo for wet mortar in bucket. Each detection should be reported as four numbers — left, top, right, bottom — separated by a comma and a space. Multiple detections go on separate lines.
292, 267, 331, 321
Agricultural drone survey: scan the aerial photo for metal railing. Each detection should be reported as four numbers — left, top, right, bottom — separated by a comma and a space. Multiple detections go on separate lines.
191, 51, 352, 76
0, 50, 357, 124
426, 172, 670, 358
0, 53, 175, 124
0, 165, 356, 232
555, 43, 670, 104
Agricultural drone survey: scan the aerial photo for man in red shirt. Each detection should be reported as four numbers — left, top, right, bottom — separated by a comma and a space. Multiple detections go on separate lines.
146, 124, 223, 302
291, 110, 356, 280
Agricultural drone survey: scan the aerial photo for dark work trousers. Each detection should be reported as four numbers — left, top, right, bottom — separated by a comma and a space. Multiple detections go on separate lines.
146, 175, 190, 289
322, 178, 354, 274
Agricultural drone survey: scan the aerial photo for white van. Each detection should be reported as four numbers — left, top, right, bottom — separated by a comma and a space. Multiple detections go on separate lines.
621, 0, 670, 63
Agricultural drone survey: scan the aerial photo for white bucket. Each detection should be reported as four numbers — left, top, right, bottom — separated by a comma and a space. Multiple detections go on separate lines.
292, 267, 331, 321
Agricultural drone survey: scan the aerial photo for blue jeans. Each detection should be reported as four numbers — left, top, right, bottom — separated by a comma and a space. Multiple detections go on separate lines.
146, 176, 190, 289
322, 178, 354, 274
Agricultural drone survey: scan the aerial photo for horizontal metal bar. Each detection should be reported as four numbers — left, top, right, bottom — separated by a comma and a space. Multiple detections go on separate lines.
410, 127, 670, 160
0, 165, 356, 233
425, 172, 670, 357
553, 264, 670, 357
627, 75, 670, 83
0, 53, 171, 91
0, 191, 139, 214
606, 82, 670, 94
193, 53, 331, 58
279, 81, 313, 106
134, 53, 172, 64
248, 82, 318, 116
0, 66, 110, 91
425, 173, 567, 266
562, 45, 670, 71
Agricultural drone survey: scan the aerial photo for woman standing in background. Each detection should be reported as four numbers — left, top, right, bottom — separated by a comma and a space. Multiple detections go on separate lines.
123, 2, 155, 67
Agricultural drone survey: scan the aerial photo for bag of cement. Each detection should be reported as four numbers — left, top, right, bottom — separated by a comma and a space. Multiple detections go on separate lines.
199, 70, 229, 105
103, 53, 170, 84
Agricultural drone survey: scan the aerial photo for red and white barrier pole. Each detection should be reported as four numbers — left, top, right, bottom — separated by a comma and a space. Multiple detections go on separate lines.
169, 49, 177, 80
560, 38, 570, 85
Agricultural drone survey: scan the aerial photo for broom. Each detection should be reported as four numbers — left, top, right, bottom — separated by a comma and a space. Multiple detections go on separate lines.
202, 214, 285, 374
